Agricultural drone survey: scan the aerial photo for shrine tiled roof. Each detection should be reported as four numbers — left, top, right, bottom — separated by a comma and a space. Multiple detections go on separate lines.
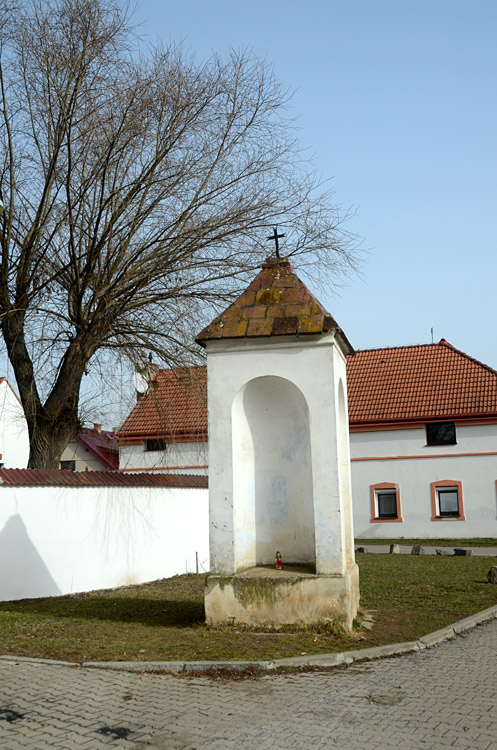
195, 256, 353, 352
117, 340, 497, 440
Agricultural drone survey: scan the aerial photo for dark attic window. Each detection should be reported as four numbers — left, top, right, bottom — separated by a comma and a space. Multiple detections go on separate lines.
426, 422, 456, 446
145, 438, 167, 452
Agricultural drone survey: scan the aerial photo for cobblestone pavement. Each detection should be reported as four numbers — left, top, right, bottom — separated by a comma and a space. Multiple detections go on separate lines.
1, 620, 497, 749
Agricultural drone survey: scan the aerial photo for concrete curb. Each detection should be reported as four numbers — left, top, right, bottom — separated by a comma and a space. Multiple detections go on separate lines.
2, 604, 497, 675
272, 640, 422, 669
417, 626, 456, 648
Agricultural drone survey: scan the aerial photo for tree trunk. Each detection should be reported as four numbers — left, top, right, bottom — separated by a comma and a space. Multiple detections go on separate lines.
27, 411, 79, 469
25, 366, 84, 468
2, 311, 86, 468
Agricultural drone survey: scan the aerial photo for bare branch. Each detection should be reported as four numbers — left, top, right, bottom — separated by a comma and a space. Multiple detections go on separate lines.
0, 0, 361, 467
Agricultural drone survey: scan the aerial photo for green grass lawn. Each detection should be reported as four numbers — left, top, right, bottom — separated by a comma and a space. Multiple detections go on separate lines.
0, 555, 496, 663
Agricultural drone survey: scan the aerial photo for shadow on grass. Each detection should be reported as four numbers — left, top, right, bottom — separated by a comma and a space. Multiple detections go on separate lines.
0, 597, 205, 628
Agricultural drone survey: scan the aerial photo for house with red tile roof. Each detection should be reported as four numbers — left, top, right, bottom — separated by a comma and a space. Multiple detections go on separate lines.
347, 340, 497, 537
118, 336, 497, 539
60, 424, 118, 471
118, 367, 208, 474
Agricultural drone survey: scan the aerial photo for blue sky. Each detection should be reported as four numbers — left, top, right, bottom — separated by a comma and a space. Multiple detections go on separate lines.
137, 0, 497, 368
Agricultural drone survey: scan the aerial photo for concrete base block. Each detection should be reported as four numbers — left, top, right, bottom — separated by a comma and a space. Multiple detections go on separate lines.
205, 563, 359, 630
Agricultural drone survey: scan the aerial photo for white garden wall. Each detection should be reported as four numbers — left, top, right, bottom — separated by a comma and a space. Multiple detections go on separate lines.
0, 484, 209, 601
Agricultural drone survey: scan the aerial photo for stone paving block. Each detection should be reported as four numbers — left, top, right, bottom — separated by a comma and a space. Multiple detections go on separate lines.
0, 655, 78, 667
1, 621, 497, 749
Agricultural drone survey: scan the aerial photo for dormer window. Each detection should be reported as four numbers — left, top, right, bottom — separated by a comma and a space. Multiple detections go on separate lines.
426, 421, 456, 446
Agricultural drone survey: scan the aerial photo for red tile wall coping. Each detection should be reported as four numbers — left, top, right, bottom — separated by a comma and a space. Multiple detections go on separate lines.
0, 469, 208, 488
195, 256, 353, 351
117, 340, 497, 440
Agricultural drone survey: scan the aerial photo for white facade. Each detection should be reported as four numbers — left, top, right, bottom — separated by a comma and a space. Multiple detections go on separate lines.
60, 439, 109, 471
119, 440, 208, 475
0, 483, 209, 601
117, 420, 497, 540
0, 379, 29, 468
351, 422, 497, 538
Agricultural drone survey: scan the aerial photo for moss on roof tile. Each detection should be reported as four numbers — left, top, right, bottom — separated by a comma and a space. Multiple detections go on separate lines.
195, 256, 351, 349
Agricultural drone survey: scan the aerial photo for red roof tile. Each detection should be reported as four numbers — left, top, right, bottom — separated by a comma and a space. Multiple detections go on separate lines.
347, 340, 497, 425
195, 256, 353, 352
0, 468, 207, 488
117, 340, 497, 439
78, 427, 118, 470
118, 366, 207, 441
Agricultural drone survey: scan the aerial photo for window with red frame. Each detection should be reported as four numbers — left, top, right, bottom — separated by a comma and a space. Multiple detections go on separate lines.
431, 480, 465, 521
370, 483, 402, 522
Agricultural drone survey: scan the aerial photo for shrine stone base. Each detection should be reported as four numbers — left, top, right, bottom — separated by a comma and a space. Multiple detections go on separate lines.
204, 563, 359, 630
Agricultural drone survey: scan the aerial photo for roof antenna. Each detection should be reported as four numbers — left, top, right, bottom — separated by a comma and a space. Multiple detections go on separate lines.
431, 327, 434, 344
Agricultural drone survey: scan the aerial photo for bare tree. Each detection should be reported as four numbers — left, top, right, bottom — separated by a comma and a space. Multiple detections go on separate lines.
0, 0, 359, 468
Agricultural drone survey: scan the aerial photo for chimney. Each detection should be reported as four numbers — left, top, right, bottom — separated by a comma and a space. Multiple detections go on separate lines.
93, 423, 102, 434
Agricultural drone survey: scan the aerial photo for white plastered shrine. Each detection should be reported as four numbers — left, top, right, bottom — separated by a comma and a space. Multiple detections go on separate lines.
196, 257, 359, 627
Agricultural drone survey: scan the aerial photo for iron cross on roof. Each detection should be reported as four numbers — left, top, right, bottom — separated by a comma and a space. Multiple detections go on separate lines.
267, 226, 285, 258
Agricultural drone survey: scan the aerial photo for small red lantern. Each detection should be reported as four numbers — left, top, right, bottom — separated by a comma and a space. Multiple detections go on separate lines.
275, 550, 282, 569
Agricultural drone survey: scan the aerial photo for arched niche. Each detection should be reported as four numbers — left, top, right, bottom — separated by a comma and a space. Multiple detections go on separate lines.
232, 376, 315, 572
